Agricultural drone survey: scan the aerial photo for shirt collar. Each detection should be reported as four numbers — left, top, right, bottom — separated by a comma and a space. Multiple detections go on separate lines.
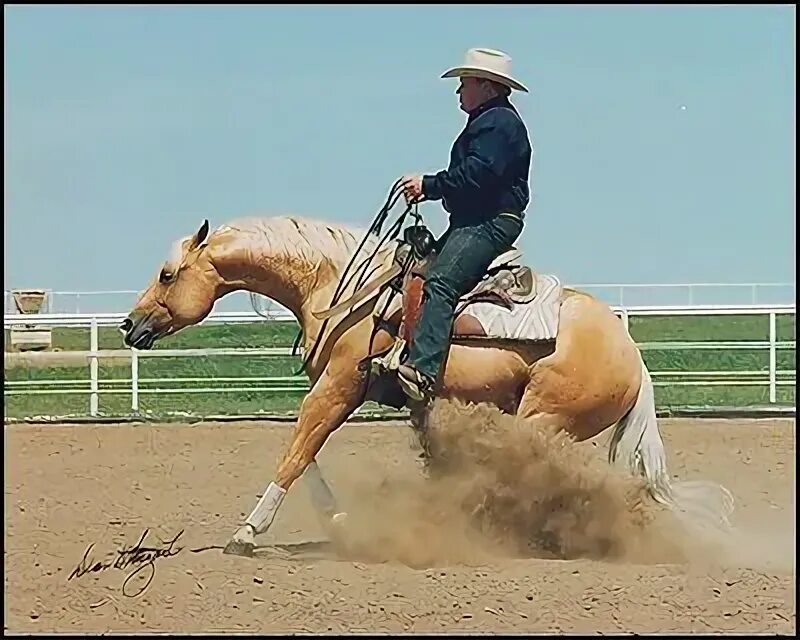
467, 94, 513, 122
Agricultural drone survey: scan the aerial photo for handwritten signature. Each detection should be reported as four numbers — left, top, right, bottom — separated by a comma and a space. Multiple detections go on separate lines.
68, 529, 184, 597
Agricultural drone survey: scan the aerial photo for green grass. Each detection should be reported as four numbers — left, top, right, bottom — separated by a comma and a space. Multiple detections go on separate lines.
4, 321, 300, 352
4, 315, 796, 420
628, 313, 795, 342
6, 312, 794, 352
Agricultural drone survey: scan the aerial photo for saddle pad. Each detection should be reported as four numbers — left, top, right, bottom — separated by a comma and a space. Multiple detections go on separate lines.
465, 274, 563, 341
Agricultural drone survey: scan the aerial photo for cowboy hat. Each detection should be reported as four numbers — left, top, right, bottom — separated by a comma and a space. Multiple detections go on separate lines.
441, 47, 529, 93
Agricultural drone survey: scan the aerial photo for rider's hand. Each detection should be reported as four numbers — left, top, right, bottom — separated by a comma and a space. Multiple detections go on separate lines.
400, 175, 424, 205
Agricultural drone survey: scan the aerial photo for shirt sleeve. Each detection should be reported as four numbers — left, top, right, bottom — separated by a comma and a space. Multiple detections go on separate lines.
422, 109, 521, 203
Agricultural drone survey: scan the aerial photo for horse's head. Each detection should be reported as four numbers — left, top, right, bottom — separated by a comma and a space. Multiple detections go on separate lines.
121, 220, 220, 349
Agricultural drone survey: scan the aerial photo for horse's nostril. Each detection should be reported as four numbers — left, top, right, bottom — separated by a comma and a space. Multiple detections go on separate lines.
119, 318, 133, 333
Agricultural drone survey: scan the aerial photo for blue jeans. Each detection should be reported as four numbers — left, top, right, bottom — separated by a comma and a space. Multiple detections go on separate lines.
407, 213, 524, 380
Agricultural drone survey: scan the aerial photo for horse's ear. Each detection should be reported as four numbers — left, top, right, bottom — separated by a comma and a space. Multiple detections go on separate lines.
188, 219, 210, 251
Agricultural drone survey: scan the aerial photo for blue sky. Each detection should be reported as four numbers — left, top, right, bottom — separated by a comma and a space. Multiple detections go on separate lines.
4, 5, 796, 299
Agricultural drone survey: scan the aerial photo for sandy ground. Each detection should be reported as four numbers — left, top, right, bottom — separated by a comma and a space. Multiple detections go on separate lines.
4, 413, 796, 634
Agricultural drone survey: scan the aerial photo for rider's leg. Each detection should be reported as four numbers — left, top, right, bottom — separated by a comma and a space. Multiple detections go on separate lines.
398, 213, 524, 400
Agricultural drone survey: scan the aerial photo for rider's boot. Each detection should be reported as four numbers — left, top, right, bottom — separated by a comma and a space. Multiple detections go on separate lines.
397, 363, 435, 402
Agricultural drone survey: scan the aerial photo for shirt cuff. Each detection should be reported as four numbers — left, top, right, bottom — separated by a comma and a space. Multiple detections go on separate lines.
422, 174, 442, 201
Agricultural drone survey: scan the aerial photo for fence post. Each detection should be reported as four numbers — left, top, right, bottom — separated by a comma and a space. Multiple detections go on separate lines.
620, 308, 630, 333
90, 318, 99, 416
131, 350, 139, 413
768, 311, 777, 404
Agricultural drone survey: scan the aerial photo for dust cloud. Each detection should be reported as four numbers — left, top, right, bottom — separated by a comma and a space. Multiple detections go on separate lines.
336, 400, 692, 568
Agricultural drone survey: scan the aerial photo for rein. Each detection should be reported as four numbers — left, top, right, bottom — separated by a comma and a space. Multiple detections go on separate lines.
292, 182, 424, 375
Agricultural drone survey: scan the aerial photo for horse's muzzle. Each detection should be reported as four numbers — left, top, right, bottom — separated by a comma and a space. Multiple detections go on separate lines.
120, 315, 159, 350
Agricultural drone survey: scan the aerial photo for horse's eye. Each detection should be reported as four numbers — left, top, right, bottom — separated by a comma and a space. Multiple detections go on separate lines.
159, 269, 173, 284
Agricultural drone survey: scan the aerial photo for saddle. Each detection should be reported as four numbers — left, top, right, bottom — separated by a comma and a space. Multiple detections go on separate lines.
311, 223, 540, 343
396, 239, 539, 345
360, 225, 553, 407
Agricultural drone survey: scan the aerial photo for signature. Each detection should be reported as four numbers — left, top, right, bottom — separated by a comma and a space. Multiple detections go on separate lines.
68, 529, 184, 597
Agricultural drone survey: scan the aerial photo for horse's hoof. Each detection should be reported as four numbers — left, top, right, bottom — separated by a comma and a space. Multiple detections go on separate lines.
223, 539, 255, 557
320, 511, 348, 536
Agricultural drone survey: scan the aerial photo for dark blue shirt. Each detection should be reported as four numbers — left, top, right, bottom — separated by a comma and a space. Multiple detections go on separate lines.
422, 95, 532, 225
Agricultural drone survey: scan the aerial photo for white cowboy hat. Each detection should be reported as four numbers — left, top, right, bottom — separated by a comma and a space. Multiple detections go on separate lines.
441, 47, 529, 93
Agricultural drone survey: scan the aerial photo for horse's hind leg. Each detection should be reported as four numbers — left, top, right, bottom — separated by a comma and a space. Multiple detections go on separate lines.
302, 460, 340, 524
515, 352, 630, 442
515, 365, 575, 435
408, 405, 433, 472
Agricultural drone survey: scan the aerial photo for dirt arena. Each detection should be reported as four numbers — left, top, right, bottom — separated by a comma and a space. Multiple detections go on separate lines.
4, 407, 796, 634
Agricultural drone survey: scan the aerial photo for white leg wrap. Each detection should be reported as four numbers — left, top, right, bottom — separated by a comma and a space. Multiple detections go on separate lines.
244, 481, 287, 534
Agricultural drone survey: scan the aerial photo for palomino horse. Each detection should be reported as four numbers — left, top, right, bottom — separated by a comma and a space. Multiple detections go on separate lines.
121, 215, 734, 557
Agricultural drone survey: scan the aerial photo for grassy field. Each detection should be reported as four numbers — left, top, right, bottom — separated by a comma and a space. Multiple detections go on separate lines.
4, 314, 796, 420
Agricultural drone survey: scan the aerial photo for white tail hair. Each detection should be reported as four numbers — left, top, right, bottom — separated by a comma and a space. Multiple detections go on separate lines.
608, 355, 735, 537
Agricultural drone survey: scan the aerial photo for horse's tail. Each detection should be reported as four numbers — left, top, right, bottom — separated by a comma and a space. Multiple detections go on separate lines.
608, 355, 735, 537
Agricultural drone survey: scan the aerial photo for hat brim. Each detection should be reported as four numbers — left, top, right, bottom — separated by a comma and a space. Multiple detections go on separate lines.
441, 66, 529, 93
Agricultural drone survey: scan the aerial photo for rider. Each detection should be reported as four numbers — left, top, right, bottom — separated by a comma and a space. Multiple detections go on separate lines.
397, 47, 532, 402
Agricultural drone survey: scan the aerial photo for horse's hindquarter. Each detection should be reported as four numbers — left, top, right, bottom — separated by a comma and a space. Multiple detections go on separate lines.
439, 344, 534, 414
302, 268, 642, 434
522, 292, 643, 440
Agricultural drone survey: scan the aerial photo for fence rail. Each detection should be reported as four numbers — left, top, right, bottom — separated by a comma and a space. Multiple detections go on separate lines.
5, 303, 798, 327
5, 282, 796, 314
4, 304, 796, 418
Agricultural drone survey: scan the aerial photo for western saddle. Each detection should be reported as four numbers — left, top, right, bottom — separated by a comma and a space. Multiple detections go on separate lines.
392, 229, 538, 346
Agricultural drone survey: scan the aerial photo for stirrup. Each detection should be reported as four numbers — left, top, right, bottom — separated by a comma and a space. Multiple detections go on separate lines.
397, 364, 434, 402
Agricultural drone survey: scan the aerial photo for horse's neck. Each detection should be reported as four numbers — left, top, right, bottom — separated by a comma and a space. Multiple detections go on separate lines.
210, 232, 351, 331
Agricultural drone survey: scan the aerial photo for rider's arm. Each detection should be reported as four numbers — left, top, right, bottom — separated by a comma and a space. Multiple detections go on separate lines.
421, 108, 522, 203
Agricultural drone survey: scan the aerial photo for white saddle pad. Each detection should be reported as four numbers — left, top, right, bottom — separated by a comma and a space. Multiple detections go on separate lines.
465, 274, 563, 341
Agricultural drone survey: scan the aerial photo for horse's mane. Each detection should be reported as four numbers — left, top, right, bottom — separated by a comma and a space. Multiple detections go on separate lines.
211, 214, 382, 268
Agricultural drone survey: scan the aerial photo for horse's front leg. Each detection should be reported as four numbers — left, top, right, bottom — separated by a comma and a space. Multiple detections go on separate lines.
223, 357, 365, 557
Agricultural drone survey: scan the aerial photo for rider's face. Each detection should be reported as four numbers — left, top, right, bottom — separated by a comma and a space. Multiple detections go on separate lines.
456, 77, 495, 113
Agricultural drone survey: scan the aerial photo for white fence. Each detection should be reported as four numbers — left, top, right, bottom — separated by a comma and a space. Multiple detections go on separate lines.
4, 304, 796, 419
5, 282, 796, 315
